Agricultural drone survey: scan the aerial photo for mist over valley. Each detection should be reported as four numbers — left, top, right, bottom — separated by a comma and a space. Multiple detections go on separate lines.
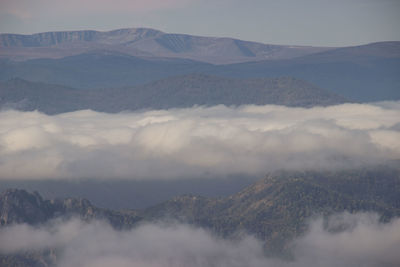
0, 4, 400, 265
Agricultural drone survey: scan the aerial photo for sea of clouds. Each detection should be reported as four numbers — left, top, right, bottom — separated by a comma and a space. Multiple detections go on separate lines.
0, 102, 399, 180
0, 212, 399, 267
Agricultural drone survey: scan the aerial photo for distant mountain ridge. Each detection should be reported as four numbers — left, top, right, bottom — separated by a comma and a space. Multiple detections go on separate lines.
0, 28, 333, 64
0, 75, 347, 114
0, 28, 163, 47
214, 41, 400, 101
0, 28, 399, 102
0, 40, 399, 102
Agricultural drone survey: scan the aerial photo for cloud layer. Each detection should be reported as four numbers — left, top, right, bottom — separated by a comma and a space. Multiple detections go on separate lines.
0, 102, 399, 180
1, 213, 399, 267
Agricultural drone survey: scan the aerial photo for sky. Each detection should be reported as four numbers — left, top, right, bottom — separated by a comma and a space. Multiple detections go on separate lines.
0, 0, 399, 46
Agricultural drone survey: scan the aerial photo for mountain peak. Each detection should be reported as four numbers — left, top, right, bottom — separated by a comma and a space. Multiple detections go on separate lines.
0, 27, 333, 64
0, 189, 50, 226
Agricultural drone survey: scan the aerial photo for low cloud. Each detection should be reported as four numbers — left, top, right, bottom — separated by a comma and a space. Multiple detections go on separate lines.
0, 219, 268, 267
0, 213, 399, 267
293, 213, 400, 267
0, 102, 399, 180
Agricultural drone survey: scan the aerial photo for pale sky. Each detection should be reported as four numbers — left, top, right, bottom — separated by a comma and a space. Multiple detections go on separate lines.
0, 0, 399, 46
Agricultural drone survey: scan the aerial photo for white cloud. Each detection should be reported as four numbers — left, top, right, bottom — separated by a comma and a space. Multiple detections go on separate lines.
292, 213, 400, 267
0, 219, 268, 267
0, 213, 399, 267
0, 102, 399, 180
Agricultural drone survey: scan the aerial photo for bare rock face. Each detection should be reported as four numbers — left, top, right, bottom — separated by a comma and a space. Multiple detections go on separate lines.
0, 189, 53, 225
0, 189, 98, 226
0, 188, 142, 230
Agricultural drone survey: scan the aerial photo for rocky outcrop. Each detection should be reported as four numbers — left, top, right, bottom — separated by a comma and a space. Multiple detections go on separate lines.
0, 189, 54, 225
0, 189, 141, 228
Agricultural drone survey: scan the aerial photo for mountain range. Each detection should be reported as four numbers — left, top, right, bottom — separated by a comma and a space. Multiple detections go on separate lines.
0, 28, 332, 64
0, 28, 399, 102
1, 167, 399, 266
1, 27, 399, 267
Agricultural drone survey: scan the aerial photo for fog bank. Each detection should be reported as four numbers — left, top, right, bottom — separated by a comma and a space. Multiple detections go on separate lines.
1, 213, 399, 267
0, 102, 399, 180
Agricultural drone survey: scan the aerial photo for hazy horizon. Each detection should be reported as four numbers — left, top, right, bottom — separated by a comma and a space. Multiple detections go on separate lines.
1, 0, 399, 46
2, 26, 399, 48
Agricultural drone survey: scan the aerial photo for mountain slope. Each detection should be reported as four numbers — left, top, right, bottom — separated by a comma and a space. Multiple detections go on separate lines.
117, 74, 347, 110
1, 41, 398, 102
0, 75, 347, 114
0, 28, 332, 64
1, 168, 399, 248
143, 168, 400, 251
215, 41, 400, 101
0, 52, 211, 88
0, 78, 87, 114
0, 188, 141, 228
